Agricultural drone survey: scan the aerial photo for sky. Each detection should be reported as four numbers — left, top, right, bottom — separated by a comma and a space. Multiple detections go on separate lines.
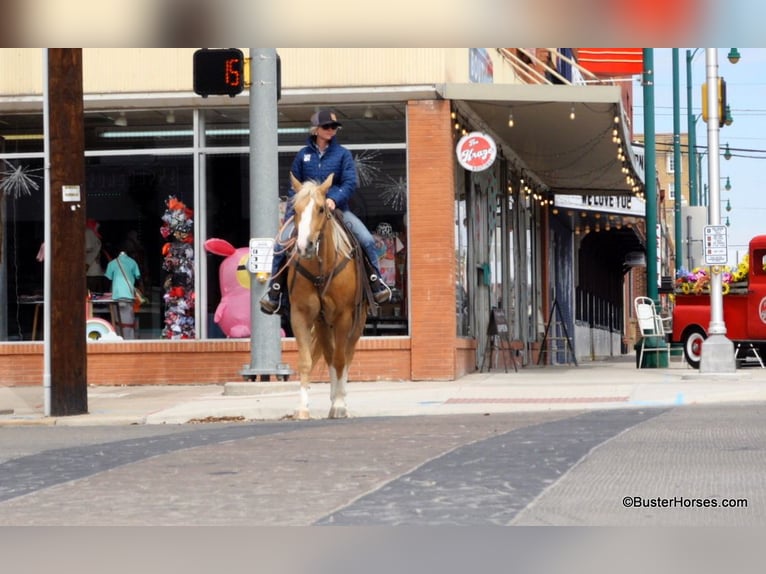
633, 48, 766, 267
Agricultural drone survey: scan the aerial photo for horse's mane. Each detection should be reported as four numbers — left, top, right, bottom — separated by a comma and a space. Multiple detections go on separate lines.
290, 179, 354, 259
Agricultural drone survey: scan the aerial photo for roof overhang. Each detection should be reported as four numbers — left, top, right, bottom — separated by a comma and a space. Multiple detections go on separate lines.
438, 83, 643, 196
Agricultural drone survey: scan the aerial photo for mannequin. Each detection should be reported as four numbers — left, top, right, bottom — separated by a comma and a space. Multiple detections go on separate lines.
104, 250, 142, 339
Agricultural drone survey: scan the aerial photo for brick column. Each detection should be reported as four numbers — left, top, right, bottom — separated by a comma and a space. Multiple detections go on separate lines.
407, 100, 457, 380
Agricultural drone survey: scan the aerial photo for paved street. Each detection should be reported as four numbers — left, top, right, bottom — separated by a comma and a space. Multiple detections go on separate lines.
2, 403, 765, 526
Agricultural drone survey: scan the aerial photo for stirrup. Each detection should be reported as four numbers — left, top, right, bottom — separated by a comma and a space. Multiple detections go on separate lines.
370, 275, 392, 304
259, 283, 284, 315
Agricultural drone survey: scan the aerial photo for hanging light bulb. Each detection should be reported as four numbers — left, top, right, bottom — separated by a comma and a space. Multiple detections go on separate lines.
726, 199, 732, 212
508, 110, 514, 127
725, 176, 732, 191
724, 142, 732, 160
569, 105, 575, 120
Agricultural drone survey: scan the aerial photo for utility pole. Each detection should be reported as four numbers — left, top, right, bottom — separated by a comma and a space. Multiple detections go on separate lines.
240, 48, 290, 381
46, 49, 88, 415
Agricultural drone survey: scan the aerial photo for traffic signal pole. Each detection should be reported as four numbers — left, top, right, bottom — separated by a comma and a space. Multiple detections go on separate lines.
240, 48, 290, 381
700, 48, 735, 374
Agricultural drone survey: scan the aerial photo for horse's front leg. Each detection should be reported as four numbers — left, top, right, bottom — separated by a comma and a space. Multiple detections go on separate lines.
291, 316, 314, 421
327, 321, 351, 419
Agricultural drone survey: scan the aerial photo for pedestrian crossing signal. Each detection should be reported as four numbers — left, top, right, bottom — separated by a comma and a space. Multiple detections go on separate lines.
193, 49, 245, 97
701, 77, 727, 128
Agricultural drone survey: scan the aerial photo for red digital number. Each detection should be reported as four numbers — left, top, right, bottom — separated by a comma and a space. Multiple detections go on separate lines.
225, 58, 241, 88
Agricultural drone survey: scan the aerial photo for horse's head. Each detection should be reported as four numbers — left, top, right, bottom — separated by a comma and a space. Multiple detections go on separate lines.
291, 173, 334, 259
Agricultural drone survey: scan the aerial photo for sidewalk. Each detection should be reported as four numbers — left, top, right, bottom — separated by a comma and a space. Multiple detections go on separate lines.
2, 356, 766, 426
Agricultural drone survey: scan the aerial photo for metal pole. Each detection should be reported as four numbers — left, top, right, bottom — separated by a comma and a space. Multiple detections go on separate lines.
672, 49, 683, 275
700, 48, 735, 374
643, 49, 658, 302
42, 49, 51, 416
241, 48, 290, 381
686, 49, 699, 206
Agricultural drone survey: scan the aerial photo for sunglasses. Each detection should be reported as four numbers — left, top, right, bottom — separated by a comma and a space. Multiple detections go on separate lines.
320, 123, 340, 130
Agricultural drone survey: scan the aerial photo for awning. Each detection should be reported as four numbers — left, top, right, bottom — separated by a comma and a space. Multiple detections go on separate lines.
438, 83, 643, 196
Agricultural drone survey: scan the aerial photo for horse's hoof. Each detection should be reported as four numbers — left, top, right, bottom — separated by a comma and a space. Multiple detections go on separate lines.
294, 409, 311, 420
328, 406, 348, 419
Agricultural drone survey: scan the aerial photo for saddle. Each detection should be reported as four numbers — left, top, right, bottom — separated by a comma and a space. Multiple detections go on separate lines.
333, 211, 378, 315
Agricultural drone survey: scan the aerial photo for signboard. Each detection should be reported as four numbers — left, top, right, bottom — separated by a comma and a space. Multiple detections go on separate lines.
578, 48, 644, 76
248, 238, 274, 274
62, 185, 81, 202
703, 225, 728, 265
469, 48, 494, 83
656, 223, 662, 288
456, 132, 497, 172
488, 307, 509, 335
554, 193, 645, 217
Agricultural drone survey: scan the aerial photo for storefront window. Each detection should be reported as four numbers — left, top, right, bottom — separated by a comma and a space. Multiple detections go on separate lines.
455, 196, 469, 336
86, 110, 194, 152
201, 105, 408, 338
1, 104, 408, 341
1, 157, 44, 341
87, 155, 194, 339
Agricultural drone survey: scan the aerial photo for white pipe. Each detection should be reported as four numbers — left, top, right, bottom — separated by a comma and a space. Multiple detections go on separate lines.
42, 49, 51, 416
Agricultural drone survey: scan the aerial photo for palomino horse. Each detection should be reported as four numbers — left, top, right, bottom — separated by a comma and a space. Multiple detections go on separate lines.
287, 173, 367, 419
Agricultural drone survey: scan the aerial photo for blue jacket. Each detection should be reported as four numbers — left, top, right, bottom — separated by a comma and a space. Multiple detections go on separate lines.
286, 136, 357, 218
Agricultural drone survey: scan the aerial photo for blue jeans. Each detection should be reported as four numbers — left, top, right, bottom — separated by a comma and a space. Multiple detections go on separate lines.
270, 209, 382, 283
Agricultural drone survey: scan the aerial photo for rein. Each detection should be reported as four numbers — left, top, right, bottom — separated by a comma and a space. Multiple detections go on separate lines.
290, 211, 347, 297
289, 211, 367, 336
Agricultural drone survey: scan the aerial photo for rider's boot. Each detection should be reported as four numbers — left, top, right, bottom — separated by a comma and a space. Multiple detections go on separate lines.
259, 282, 286, 315
370, 274, 392, 304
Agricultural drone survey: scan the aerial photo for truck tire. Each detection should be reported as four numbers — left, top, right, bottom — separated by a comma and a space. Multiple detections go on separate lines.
682, 326, 706, 369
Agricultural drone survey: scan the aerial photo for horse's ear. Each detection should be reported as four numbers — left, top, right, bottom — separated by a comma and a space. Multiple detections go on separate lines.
290, 173, 302, 192
320, 174, 334, 192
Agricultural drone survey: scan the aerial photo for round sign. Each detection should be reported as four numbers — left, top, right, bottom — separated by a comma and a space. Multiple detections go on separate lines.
456, 132, 497, 172
759, 297, 766, 324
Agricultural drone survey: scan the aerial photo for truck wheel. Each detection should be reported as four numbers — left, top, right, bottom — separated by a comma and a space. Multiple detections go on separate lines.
683, 327, 706, 369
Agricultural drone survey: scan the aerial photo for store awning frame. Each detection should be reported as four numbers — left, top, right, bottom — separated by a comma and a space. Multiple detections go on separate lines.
438, 82, 644, 196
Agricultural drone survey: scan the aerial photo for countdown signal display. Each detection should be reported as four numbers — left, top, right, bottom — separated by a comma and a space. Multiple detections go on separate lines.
193, 48, 244, 97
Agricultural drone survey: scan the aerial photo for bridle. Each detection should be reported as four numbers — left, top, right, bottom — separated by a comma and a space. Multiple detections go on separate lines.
290, 209, 351, 298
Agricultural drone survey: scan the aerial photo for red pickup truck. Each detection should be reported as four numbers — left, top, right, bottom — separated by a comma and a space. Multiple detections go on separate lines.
672, 234, 766, 368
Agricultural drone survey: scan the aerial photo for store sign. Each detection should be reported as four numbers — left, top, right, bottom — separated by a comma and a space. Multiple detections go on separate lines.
456, 132, 497, 172
554, 194, 646, 217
